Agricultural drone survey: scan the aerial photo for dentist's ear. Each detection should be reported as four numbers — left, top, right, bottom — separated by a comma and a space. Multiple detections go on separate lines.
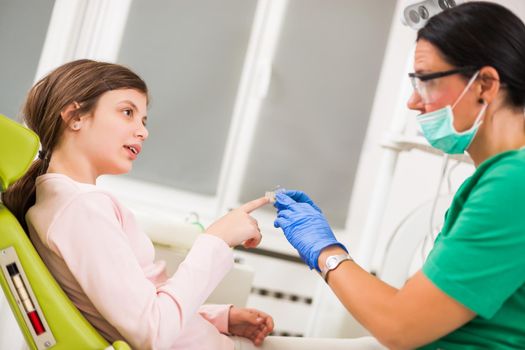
60, 102, 83, 131
478, 66, 501, 104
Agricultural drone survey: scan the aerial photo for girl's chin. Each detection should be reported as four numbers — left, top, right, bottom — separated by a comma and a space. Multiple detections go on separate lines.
106, 165, 132, 176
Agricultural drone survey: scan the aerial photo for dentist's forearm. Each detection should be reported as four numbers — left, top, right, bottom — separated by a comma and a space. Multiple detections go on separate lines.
317, 246, 406, 348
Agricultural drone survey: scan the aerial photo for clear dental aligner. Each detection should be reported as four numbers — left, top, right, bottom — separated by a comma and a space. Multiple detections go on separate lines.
265, 187, 285, 204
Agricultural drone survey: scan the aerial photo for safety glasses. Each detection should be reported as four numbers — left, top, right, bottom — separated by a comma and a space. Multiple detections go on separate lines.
408, 66, 477, 103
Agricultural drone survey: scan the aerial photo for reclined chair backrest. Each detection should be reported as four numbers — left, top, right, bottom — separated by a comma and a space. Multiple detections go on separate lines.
0, 114, 129, 350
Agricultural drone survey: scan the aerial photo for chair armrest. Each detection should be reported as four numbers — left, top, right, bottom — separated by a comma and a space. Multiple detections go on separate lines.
256, 336, 385, 349
206, 263, 254, 306
154, 244, 254, 307
106, 340, 131, 350
135, 213, 202, 252
137, 215, 255, 306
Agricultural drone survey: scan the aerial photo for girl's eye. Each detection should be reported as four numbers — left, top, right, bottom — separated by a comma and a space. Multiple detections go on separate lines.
123, 109, 133, 117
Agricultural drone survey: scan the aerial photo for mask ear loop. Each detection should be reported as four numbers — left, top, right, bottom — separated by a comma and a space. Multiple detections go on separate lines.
472, 102, 488, 128
451, 71, 488, 134
451, 71, 480, 110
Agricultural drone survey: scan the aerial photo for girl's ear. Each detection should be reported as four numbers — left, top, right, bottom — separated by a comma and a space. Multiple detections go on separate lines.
60, 102, 82, 131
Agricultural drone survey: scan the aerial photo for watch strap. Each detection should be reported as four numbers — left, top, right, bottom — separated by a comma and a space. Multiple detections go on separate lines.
320, 254, 352, 281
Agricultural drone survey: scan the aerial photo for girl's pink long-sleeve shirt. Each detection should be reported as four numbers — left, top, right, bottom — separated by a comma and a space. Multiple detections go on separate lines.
26, 173, 235, 350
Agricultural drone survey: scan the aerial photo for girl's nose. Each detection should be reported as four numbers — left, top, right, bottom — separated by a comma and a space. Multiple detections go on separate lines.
136, 123, 149, 140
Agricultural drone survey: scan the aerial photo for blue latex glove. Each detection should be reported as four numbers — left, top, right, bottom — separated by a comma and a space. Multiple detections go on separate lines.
281, 190, 322, 213
273, 191, 347, 271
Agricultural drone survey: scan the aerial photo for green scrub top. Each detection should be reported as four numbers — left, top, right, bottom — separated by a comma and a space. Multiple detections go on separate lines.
419, 149, 525, 350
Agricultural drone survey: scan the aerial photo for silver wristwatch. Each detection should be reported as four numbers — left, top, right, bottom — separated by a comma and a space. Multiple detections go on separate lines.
320, 254, 352, 281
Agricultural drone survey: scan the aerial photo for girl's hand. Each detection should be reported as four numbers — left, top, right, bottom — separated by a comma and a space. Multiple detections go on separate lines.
228, 307, 274, 346
206, 197, 269, 248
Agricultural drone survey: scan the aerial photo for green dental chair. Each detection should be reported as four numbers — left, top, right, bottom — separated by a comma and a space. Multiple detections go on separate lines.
0, 114, 130, 350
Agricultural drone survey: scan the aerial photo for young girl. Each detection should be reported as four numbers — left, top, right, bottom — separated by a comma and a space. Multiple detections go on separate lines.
3, 59, 273, 350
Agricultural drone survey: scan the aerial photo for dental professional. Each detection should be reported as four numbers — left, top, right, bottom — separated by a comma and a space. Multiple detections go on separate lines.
273, 2, 525, 349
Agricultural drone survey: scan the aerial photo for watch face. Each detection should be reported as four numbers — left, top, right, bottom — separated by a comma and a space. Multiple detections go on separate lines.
326, 256, 339, 269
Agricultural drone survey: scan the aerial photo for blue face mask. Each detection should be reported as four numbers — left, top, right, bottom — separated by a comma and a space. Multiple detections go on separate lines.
416, 71, 488, 154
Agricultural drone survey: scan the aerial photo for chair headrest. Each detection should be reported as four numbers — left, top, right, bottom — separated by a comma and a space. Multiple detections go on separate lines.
0, 114, 39, 192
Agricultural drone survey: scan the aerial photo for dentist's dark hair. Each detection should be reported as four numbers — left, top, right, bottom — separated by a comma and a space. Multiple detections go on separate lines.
417, 1, 525, 108
2, 59, 148, 231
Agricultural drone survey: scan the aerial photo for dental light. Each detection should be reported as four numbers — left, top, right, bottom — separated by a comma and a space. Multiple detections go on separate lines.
402, 0, 465, 30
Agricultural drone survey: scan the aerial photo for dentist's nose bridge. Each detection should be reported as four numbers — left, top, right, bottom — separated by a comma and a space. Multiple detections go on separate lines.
407, 90, 425, 111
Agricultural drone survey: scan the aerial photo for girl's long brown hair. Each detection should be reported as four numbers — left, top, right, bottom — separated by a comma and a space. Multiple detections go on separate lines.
2, 59, 148, 231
